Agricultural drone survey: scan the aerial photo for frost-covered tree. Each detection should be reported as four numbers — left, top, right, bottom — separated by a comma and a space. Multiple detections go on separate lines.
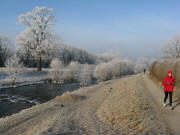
94, 58, 134, 81
94, 62, 113, 81
162, 35, 180, 59
57, 43, 97, 65
134, 64, 143, 73
50, 58, 64, 82
79, 64, 92, 85
62, 68, 74, 82
0, 35, 12, 67
111, 58, 134, 77
16, 6, 57, 71
96, 49, 121, 64
5, 55, 24, 84
67, 61, 81, 81
134, 57, 149, 73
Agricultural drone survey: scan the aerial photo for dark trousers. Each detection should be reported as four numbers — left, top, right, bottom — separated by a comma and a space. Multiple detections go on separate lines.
164, 91, 173, 106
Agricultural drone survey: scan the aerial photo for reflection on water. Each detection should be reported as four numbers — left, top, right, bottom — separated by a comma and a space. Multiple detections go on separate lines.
0, 82, 82, 118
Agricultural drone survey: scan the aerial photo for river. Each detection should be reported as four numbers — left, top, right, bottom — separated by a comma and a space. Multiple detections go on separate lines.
0, 82, 82, 118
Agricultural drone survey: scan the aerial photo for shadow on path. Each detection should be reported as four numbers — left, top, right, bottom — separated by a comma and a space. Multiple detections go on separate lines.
172, 97, 180, 110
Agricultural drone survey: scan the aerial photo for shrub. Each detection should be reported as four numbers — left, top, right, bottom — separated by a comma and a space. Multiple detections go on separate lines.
149, 58, 180, 85
94, 58, 134, 81
94, 62, 113, 81
50, 58, 64, 82
79, 64, 92, 85
67, 61, 81, 81
5, 55, 25, 84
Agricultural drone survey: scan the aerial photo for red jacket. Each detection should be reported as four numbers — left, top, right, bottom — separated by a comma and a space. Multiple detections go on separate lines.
162, 71, 175, 92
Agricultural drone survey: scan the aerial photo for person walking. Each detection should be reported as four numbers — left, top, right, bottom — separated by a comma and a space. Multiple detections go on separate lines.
162, 70, 175, 109
143, 69, 146, 74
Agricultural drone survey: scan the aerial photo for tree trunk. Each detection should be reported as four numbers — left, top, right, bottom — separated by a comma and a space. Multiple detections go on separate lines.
37, 56, 42, 71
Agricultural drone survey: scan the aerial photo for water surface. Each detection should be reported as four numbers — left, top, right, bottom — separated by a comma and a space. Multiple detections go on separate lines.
0, 82, 81, 118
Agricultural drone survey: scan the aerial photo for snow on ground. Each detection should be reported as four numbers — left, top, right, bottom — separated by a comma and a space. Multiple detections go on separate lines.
0, 68, 51, 89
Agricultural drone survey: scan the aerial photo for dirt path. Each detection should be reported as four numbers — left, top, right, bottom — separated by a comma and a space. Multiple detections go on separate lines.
0, 73, 178, 135
141, 73, 180, 135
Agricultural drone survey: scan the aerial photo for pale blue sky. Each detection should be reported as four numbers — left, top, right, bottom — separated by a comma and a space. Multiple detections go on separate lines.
0, 0, 180, 59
